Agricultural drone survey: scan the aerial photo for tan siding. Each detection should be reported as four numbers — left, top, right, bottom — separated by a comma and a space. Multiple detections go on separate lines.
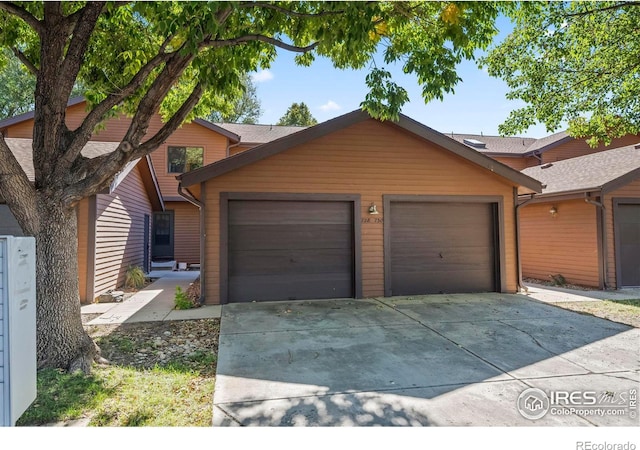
604, 178, 640, 289
201, 119, 519, 304
93, 165, 152, 297
542, 135, 640, 163
520, 199, 600, 287
166, 201, 200, 264
491, 156, 538, 171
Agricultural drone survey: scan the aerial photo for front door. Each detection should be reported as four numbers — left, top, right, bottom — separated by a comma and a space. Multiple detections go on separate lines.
153, 211, 174, 261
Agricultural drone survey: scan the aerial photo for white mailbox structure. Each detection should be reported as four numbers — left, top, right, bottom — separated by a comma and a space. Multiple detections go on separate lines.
0, 236, 37, 426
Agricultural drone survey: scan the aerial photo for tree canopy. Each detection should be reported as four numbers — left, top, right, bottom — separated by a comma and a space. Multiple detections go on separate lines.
277, 102, 317, 126
0, 1, 503, 372
204, 73, 262, 124
484, 1, 640, 145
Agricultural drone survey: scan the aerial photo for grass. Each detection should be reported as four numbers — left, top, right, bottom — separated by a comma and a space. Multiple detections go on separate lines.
17, 320, 218, 427
554, 299, 640, 328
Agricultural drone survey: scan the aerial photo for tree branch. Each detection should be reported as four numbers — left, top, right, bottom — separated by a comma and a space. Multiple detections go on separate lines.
204, 34, 319, 53
11, 46, 38, 74
62, 51, 174, 172
64, 82, 204, 205
563, 1, 639, 18
0, 2, 43, 34
238, 2, 344, 18
0, 135, 38, 235
58, 2, 105, 99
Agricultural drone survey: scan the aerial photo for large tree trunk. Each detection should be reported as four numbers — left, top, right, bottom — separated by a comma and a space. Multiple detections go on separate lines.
34, 195, 96, 373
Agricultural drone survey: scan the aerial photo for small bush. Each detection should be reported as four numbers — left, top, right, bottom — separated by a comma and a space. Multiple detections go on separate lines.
186, 276, 201, 304
125, 265, 146, 289
549, 274, 567, 286
174, 286, 195, 310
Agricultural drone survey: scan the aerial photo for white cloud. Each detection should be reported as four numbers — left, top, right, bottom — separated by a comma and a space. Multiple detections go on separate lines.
319, 100, 341, 112
251, 69, 274, 83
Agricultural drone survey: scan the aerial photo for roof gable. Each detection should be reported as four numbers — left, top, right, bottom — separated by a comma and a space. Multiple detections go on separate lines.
4, 138, 164, 210
521, 144, 640, 197
178, 110, 542, 193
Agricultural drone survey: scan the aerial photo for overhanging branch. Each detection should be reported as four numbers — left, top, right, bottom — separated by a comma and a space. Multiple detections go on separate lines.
11, 47, 38, 74
204, 34, 319, 53
0, 2, 43, 34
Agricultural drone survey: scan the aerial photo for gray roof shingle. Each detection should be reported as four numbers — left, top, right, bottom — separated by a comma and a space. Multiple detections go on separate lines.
448, 133, 537, 155
521, 144, 640, 196
5, 138, 119, 182
215, 123, 307, 144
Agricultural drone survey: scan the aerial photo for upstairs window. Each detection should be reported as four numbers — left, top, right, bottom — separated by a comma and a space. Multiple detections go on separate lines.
167, 146, 204, 173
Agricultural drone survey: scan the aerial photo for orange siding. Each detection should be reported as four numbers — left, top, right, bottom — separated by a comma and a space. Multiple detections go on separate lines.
542, 135, 640, 163
604, 178, 640, 289
520, 199, 600, 287
229, 144, 256, 156
93, 165, 152, 297
201, 119, 519, 304
166, 201, 200, 264
3, 102, 229, 200
491, 156, 538, 171
76, 197, 91, 303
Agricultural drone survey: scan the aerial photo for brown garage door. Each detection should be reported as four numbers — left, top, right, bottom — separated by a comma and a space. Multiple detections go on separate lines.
388, 201, 498, 295
227, 200, 354, 302
616, 202, 640, 287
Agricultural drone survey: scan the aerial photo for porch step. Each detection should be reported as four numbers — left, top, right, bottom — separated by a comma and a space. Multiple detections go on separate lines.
151, 260, 176, 271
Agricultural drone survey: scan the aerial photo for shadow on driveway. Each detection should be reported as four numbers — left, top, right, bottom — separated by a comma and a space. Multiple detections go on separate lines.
213, 293, 639, 426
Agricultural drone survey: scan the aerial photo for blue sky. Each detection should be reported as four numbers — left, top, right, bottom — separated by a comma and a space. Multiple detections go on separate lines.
251, 16, 554, 138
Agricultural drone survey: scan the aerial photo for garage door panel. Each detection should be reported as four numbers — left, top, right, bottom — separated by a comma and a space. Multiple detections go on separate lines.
229, 274, 353, 302
229, 201, 351, 225
393, 270, 495, 295
389, 201, 497, 295
617, 203, 640, 287
229, 248, 353, 276
227, 199, 355, 302
230, 224, 352, 251
391, 249, 493, 272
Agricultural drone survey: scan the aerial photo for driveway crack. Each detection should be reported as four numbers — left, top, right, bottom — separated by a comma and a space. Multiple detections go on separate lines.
497, 320, 595, 375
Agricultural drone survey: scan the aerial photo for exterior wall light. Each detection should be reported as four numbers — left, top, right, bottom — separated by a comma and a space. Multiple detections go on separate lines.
549, 206, 558, 217
368, 202, 379, 215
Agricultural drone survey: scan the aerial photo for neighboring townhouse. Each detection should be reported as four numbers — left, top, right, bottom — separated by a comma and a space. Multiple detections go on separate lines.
519, 145, 640, 289
0, 99, 241, 266
451, 131, 640, 171
0, 138, 163, 302
177, 110, 542, 305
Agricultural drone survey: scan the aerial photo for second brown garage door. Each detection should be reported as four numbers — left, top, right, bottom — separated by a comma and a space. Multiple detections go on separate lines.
387, 201, 499, 296
227, 199, 355, 302
615, 201, 640, 287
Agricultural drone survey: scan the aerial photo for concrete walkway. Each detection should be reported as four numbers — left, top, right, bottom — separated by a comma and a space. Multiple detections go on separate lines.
82, 271, 221, 325
522, 283, 640, 304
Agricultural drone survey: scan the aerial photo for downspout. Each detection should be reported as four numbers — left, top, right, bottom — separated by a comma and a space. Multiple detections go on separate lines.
515, 190, 536, 292
178, 184, 207, 305
531, 151, 543, 164
227, 141, 241, 157
585, 192, 608, 290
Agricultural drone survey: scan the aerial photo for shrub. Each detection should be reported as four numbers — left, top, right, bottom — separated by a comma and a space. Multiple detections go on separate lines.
125, 265, 146, 289
550, 274, 567, 286
174, 286, 195, 310
186, 276, 201, 304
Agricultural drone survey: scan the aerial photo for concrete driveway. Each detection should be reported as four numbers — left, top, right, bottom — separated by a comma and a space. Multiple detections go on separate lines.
213, 293, 639, 426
